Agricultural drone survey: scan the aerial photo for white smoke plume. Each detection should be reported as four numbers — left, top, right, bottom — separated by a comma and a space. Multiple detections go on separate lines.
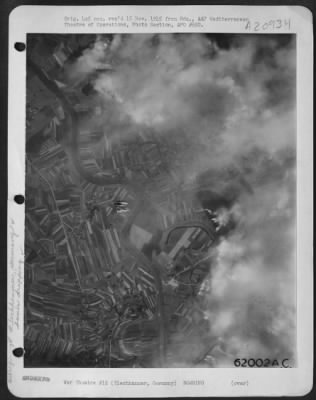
64, 35, 112, 85
204, 170, 296, 364
91, 34, 295, 177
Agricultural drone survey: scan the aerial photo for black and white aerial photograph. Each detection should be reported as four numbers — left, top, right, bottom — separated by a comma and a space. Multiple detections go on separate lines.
24, 33, 296, 368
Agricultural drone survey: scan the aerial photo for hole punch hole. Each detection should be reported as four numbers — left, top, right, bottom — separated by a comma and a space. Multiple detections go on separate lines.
14, 194, 25, 204
14, 42, 26, 52
12, 347, 24, 357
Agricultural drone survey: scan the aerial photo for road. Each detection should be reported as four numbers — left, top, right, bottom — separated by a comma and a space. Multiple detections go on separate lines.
119, 234, 167, 366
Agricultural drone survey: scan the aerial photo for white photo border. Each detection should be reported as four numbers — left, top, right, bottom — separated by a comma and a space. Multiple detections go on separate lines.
7, 5, 313, 397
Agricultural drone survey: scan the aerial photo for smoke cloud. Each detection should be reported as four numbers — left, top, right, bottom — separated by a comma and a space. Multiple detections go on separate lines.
205, 171, 296, 364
